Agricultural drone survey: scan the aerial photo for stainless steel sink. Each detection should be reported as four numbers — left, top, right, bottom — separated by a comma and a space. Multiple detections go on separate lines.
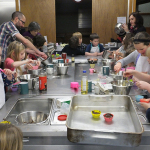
5, 98, 55, 125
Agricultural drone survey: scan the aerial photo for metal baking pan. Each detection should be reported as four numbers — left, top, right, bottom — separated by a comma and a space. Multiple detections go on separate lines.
66, 95, 144, 147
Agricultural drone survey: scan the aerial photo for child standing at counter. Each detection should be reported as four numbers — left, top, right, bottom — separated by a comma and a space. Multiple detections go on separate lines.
0, 46, 15, 109
114, 32, 150, 73
85, 33, 104, 56
0, 123, 23, 150
28, 35, 47, 60
4, 41, 35, 76
124, 47, 150, 122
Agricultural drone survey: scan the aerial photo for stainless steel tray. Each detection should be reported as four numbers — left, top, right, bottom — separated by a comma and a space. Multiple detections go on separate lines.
66, 95, 144, 147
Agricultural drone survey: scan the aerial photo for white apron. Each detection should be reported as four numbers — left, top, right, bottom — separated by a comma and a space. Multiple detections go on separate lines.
0, 73, 5, 109
135, 56, 150, 74
90, 46, 99, 53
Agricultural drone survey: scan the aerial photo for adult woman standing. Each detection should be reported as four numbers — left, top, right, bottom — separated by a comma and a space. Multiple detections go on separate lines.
122, 12, 146, 35
23, 22, 47, 52
23, 21, 41, 39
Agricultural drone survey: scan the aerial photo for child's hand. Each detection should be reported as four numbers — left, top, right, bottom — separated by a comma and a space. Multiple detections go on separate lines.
27, 59, 34, 64
35, 60, 41, 66
132, 77, 140, 82
136, 81, 150, 90
114, 62, 122, 73
98, 52, 103, 56
25, 64, 33, 70
123, 69, 134, 77
3, 69, 13, 80
139, 101, 150, 110
93, 52, 98, 56
118, 52, 124, 57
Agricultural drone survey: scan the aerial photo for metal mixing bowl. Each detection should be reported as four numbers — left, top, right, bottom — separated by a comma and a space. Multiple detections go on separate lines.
57, 66, 69, 75
102, 59, 116, 71
27, 68, 42, 76
18, 74, 38, 82
110, 71, 123, 80
41, 57, 52, 66
111, 80, 133, 95
15, 111, 48, 124
102, 50, 112, 59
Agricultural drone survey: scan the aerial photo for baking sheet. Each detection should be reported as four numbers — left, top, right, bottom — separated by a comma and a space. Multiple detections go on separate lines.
66, 95, 144, 147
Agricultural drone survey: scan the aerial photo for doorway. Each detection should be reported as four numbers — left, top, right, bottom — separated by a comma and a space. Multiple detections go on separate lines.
55, 0, 92, 44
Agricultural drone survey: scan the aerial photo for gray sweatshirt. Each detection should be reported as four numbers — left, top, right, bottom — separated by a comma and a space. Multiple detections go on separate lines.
117, 50, 139, 67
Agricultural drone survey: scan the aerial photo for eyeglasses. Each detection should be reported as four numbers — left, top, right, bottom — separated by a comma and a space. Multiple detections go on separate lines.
18, 18, 25, 25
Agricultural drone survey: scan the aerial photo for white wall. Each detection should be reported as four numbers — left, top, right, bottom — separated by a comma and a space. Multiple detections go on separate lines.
0, 0, 16, 25
138, 2, 150, 27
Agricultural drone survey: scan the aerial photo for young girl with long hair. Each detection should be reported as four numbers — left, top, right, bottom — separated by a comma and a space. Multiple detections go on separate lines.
4, 41, 39, 76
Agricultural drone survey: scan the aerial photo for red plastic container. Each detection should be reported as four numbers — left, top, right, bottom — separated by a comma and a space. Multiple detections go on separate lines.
58, 115, 67, 121
140, 99, 150, 103
103, 113, 114, 122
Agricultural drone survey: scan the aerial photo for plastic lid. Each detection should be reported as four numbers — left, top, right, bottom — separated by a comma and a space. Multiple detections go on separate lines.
58, 115, 67, 121
83, 70, 86, 73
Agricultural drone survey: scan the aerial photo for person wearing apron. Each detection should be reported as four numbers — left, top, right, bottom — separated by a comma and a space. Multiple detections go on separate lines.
85, 33, 104, 56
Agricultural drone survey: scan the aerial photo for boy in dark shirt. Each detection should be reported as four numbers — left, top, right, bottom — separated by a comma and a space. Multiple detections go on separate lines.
61, 36, 84, 56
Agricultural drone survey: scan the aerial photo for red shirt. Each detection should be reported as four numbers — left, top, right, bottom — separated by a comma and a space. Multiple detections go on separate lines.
4, 58, 15, 71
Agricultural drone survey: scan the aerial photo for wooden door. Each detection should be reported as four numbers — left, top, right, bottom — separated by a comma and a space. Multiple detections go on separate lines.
92, 0, 128, 44
19, 0, 56, 43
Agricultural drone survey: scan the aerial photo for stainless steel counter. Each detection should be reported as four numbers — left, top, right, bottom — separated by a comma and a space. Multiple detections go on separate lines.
2, 56, 150, 150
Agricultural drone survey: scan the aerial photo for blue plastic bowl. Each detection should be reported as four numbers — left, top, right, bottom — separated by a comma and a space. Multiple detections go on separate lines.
135, 95, 144, 102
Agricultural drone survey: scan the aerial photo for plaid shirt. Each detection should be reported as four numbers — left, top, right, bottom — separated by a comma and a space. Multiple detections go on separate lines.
0, 21, 19, 61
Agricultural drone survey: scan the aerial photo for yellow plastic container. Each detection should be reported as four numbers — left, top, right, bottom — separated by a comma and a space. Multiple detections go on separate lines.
91, 110, 101, 118
0, 121, 11, 124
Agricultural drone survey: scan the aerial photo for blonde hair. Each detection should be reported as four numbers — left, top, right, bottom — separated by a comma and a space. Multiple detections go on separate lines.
7, 41, 26, 74
146, 47, 150, 59
0, 124, 23, 150
72, 32, 82, 39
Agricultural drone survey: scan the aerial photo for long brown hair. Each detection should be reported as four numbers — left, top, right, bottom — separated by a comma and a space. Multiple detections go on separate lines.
7, 41, 26, 74
0, 124, 23, 150
123, 33, 134, 50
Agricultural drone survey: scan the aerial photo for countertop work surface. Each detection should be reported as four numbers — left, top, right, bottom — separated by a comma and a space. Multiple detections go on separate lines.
1, 55, 150, 150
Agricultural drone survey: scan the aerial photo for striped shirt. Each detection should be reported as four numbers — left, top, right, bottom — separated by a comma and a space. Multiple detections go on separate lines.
0, 21, 19, 61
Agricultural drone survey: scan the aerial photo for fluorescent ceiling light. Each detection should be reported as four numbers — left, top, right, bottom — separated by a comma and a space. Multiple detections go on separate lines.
75, 0, 82, 2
